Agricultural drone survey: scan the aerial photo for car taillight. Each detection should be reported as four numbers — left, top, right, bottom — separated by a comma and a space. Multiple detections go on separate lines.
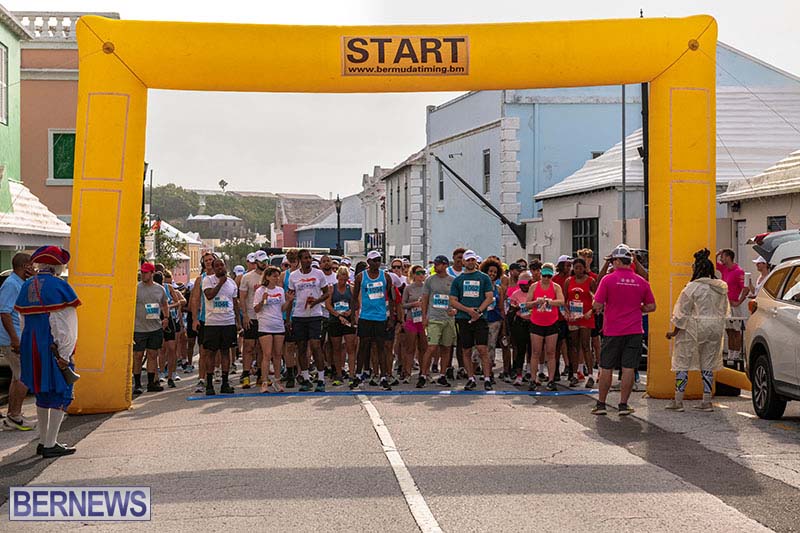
748, 300, 758, 314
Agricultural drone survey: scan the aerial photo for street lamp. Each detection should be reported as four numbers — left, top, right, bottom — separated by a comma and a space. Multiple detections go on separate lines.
334, 194, 342, 254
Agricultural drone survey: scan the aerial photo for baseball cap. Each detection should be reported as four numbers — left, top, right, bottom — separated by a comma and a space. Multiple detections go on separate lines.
140, 262, 155, 273
341, 257, 352, 265
508, 262, 522, 271
753, 256, 767, 264
557, 255, 572, 264
254, 250, 269, 263
476, 255, 483, 263
311, 260, 320, 268
233, 265, 245, 276
402, 258, 411, 265
246, 252, 256, 263
610, 244, 633, 259
367, 250, 382, 260
463, 250, 478, 261
433, 255, 450, 265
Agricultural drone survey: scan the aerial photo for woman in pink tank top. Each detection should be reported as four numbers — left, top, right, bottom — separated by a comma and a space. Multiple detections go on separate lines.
527, 263, 565, 390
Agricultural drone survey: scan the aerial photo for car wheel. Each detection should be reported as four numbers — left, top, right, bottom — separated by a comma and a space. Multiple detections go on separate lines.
751, 354, 787, 420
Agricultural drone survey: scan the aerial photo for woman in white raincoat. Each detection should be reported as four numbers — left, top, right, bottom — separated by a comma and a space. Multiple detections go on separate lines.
665, 249, 730, 412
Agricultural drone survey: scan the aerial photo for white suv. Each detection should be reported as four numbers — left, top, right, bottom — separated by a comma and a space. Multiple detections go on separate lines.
746, 256, 800, 419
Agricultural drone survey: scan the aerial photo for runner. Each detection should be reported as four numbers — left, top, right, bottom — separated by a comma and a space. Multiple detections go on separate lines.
508, 271, 532, 386
287, 249, 330, 392
190, 252, 217, 393
319, 254, 338, 379
552, 255, 573, 382
417, 255, 457, 388
592, 244, 656, 416
528, 263, 565, 391
716, 249, 748, 366
578, 248, 602, 381
160, 270, 186, 388
254, 266, 289, 393
325, 266, 357, 385
564, 258, 596, 388
202, 257, 242, 395
238, 250, 268, 388
0, 253, 35, 430
281, 249, 300, 388
480, 257, 505, 379
449, 250, 495, 391
133, 263, 170, 395
401, 265, 428, 383
350, 250, 396, 390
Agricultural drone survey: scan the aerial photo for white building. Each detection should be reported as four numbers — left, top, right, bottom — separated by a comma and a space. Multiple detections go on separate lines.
382, 150, 426, 263
358, 165, 390, 254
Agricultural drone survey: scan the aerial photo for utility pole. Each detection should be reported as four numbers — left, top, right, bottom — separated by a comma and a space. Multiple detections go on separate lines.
621, 84, 627, 244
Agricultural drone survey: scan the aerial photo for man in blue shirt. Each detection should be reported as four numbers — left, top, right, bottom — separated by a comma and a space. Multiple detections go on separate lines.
1, 253, 34, 430
449, 250, 495, 391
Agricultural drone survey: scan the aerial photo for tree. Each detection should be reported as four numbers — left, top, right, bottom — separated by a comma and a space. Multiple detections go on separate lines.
154, 229, 188, 271
216, 236, 266, 269
204, 195, 276, 236
151, 184, 200, 223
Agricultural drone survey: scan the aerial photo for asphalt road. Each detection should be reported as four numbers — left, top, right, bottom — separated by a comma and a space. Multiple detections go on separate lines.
1, 371, 798, 532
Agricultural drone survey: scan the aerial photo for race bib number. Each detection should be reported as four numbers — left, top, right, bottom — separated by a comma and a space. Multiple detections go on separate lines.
519, 302, 528, 313
536, 301, 552, 313
145, 303, 160, 321
432, 294, 449, 309
334, 301, 350, 313
411, 307, 423, 323
266, 295, 282, 305
569, 300, 584, 320
211, 297, 231, 312
463, 280, 480, 298
367, 281, 384, 300
487, 300, 496, 311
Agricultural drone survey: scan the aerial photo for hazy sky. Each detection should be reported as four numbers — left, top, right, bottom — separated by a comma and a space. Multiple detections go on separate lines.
13, 1, 800, 197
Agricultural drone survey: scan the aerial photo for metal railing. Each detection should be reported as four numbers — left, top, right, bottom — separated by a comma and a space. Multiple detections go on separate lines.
13, 12, 120, 40
364, 232, 385, 257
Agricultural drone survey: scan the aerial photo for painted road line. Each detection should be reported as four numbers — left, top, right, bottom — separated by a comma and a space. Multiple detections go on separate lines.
737, 411, 757, 419
185, 389, 600, 401
717, 404, 730, 409
358, 394, 442, 533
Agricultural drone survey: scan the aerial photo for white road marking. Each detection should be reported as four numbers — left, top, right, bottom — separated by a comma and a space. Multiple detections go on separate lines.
358, 395, 442, 533
737, 411, 757, 419
717, 404, 730, 409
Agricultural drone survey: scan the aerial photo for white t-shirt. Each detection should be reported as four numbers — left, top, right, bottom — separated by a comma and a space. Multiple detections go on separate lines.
239, 269, 263, 321
253, 285, 286, 334
202, 275, 238, 326
288, 268, 329, 318
321, 271, 337, 318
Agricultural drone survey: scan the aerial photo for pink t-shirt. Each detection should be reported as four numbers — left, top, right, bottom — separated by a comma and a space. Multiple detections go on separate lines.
717, 262, 745, 304
594, 267, 655, 337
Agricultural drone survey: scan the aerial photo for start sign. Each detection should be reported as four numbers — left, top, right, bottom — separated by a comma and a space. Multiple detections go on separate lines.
342, 36, 469, 76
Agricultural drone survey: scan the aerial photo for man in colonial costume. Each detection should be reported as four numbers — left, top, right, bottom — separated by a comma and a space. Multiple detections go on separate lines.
15, 246, 80, 458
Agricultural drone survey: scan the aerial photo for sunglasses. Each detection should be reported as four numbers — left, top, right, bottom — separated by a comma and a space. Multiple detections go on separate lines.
413, 270, 424, 275
392, 265, 403, 269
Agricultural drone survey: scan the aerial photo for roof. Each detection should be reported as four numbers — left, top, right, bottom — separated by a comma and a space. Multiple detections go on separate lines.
718, 148, 800, 202
536, 87, 800, 201
276, 196, 333, 226
1, 6, 34, 40
186, 214, 242, 222
12, 11, 119, 41
0, 181, 71, 238
381, 149, 426, 181
296, 194, 363, 232
159, 219, 202, 245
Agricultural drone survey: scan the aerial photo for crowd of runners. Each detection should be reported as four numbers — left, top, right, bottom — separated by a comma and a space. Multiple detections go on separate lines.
132, 243, 660, 416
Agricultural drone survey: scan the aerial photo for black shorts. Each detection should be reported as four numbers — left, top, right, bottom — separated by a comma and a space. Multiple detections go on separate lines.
258, 331, 285, 338
456, 318, 489, 349
530, 322, 559, 337
186, 313, 197, 338
196, 321, 205, 344
328, 317, 356, 337
203, 324, 238, 352
243, 319, 260, 340
133, 329, 163, 352
163, 317, 177, 342
600, 334, 643, 370
592, 313, 603, 338
321, 319, 329, 341
557, 320, 569, 342
357, 318, 388, 340
291, 317, 323, 342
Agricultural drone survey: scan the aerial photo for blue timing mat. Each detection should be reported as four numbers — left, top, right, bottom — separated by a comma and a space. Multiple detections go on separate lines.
187, 389, 599, 401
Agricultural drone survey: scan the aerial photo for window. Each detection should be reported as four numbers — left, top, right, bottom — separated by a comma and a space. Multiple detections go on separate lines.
767, 215, 787, 232
0, 43, 6, 125
780, 267, 800, 304
404, 177, 408, 221
762, 267, 790, 299
571, 218, 598, 256
49, 130, 77, 183
396, 182, 400, 224
438, 162, 444, 201
482, 149, 490, 194
388, 186, 393, 225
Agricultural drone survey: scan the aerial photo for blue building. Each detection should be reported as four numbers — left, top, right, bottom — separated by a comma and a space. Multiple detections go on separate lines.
295, 194, 362, 251
424, 43, 800, 261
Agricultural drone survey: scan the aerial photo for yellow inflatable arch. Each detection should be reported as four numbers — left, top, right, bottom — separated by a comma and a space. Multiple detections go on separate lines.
69, 15, 734, 413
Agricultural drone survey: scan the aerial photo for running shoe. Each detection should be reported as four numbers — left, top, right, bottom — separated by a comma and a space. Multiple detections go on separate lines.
591, 402, 607, 415
205, 385, 216, 396
576, 371, 585, 381
220, 383, 235, 394
457, 367, 468, 380
546, 381, 557, 392
285, 376, 296, 389
464, 379, 477, 391
41, 443, 77, 458
513, 375, 523, 386
537, 372, 547, 381
523, 372, 531, 383
332, 378, 343, 386
402, 377, 409, 384
194, 380, 204, 393
299, 381, 312, 392
503, 373, 513, 383
416, 376, 426, 388
133, 385, 143, 395
315, 381, 325, 393
665, 400, 684, 412
446, 367, 455, 381
2, 415, 36, 431
147, 382, 164, 392
431, 364, 439, 374
381, 378, 392, 391
368, 377, 379, 387
241, 376, 251, 389
214, 368, 222, 383
171, 374, 182, 382
693, 402, 714, 412
341, 371, 350, 381
167, 378, 176, 389
585, 376, 595, 389
435, 376, 451, 387
183, 364, 195, 374
389, 377, 400, 387
618, 404, 635, 416
528, 381, 540, 392
632, 380, 644, 392
484, 380, 493, 391
568, 376, 579, 387
349, 377, 361, 390
271, 381, 285, 393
